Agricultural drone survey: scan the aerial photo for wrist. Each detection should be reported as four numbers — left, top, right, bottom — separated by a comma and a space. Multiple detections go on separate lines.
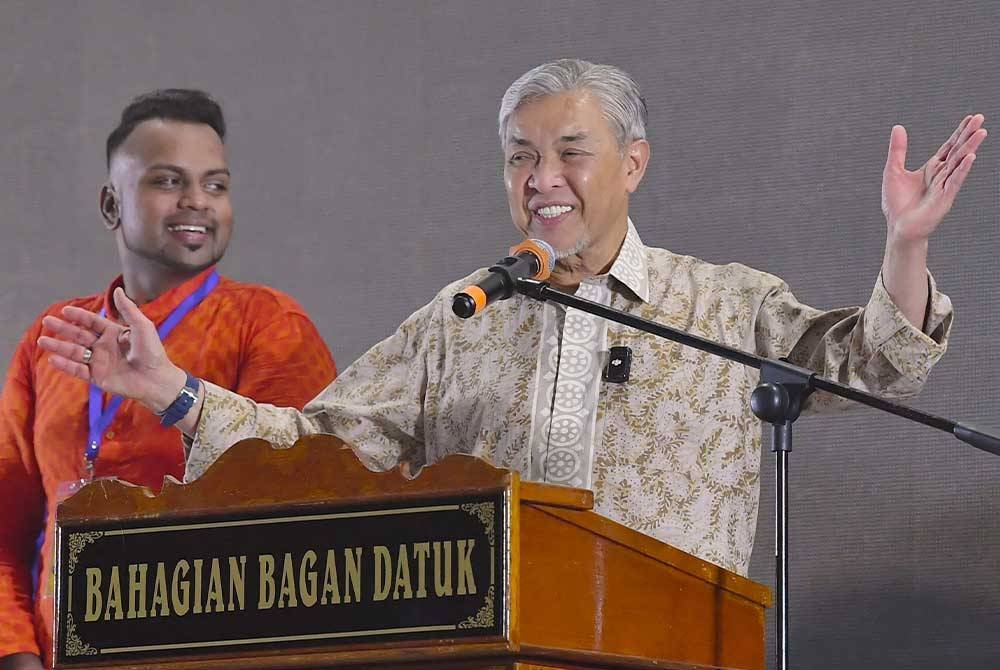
883, 232, 928, 271
146, 365, 189, 414
885, 225, 930, 253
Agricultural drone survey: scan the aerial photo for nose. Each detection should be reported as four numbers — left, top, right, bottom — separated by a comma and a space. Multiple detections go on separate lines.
178, 183, 209, 211
527, 156, 565, 192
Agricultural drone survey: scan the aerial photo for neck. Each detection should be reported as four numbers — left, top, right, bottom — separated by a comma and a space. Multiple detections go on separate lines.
549, 220, 628, 290
121, 263, 203, 305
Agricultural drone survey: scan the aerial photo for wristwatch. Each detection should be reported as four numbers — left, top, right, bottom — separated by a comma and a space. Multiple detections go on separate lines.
156, 372, 200, 427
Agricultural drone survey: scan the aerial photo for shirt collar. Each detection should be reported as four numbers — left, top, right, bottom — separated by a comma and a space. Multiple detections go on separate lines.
603, 217, 650, 303
102, 265, 220, 324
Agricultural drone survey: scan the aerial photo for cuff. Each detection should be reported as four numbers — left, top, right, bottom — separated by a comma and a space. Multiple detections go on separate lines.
864, 271, 954, 382
183, 381, 248, 482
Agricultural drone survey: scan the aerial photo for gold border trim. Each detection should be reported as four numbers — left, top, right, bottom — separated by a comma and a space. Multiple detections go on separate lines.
461, 501, 495, 546
101, 624, 456, 654
458, 584, 496, 629
64, 612, 98, 657
100, 504, 460, 536
67, 531, 103, 575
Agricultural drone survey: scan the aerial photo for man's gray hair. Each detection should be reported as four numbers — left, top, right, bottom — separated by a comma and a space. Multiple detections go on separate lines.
498, 58, 648, 149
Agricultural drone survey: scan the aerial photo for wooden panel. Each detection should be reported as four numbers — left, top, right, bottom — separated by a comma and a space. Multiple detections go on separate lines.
57, 437, 514, 522
517, 505, 766, 670
519, 481, 593, 511
55, 438, 768, 670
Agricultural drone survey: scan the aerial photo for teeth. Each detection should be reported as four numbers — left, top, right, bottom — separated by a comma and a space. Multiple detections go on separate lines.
536, 205, 573, 218
169, 225, 207, 233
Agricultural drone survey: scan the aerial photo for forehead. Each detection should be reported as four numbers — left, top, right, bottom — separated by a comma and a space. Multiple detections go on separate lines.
506, 91, 611, 145
112, 119, 226, 172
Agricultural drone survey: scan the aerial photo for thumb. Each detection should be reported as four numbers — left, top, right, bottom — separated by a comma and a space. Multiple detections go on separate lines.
885, 124, 908, 173
113, 287, 148, 328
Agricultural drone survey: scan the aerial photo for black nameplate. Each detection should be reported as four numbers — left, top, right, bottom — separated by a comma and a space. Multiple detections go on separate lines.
55, 493, 505, 664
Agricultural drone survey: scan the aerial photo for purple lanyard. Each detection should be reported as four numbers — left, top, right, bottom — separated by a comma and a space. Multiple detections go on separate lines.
85, 270, 220, 476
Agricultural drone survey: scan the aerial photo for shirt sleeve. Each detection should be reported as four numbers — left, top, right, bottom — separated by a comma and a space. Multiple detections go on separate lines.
232, 308, 338, 410
0, 321, 45, 658
753, 272, 953, 408
186, 301, 435, 482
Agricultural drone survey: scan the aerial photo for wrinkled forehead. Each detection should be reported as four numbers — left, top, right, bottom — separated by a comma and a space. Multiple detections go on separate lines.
110, 119, 226, 176
504, 90, 612, 147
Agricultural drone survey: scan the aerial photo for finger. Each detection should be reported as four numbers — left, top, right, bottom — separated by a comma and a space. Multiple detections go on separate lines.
113, 287, 151, 329
928, 158, 948, 178
884, 125, 908, 173
46, 352, 93, 382
41, 315, 98, 347
935, 115, 971, 159
953, 113, 984, 152
37, 336, 95, 372
60, 305, 119, 335
944, 128, 987, 174
943, 153, 976, 195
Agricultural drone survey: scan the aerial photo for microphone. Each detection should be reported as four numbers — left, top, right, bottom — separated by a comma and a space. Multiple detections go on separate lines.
452, 239, 556, 318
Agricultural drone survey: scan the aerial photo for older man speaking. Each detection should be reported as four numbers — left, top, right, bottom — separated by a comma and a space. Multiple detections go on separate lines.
39, 59, 985, 578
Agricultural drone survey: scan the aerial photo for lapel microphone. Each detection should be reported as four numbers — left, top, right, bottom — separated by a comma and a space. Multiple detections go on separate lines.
603, 345, 633, 383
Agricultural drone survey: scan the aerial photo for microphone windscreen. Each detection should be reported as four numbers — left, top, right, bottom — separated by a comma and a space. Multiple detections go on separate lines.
509, 238, 556, 280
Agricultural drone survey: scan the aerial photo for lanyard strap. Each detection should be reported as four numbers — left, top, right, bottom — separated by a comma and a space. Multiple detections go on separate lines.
85, 270, 220, 472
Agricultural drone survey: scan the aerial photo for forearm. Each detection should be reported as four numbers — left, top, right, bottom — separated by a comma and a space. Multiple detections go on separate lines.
881, 233, 930, 330
184, 381, 323, 481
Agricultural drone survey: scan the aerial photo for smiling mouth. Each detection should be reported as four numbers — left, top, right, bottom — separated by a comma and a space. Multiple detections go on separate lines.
533, 205, 574, 220
167, 223, 210, 234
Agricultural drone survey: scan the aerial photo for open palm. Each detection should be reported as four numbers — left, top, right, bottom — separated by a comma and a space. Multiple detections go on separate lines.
882, 114, 986, 243
38, 288, 184, 411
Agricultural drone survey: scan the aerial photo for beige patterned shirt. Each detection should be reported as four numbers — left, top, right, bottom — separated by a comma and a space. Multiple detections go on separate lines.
187, 220, 952, 576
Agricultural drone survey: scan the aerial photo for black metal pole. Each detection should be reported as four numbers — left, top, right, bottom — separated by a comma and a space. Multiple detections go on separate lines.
774, 424, 791, 670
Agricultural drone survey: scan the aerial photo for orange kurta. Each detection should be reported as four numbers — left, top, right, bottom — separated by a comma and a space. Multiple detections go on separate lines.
0, 266, 337, 665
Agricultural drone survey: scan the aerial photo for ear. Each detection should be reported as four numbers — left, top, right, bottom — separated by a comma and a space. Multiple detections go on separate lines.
624, 139, 650, 194
100, 184, 120, 230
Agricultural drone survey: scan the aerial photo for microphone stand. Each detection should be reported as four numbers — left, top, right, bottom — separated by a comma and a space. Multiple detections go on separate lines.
514, 277, 1000, 670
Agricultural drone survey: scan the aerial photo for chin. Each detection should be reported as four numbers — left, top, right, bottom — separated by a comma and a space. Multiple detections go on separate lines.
162, 254, 220, 274
534, 230, 588, 259
553, 238, 589, 259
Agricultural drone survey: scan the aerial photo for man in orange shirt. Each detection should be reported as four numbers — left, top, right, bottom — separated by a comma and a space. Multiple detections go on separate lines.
0, 90, 337, 669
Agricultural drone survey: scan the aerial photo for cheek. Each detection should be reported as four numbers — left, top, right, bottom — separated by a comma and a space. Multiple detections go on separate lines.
215, 200, 234, 223
504, 175, 529, 208
564, 171, 591, 210
127, 196, 165, 231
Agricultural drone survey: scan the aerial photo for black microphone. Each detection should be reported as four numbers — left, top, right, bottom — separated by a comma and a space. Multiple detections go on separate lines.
452, 239, 556, 318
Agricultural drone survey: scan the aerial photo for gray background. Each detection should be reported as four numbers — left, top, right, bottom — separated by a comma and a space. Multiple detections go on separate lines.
2, 0, 998, 666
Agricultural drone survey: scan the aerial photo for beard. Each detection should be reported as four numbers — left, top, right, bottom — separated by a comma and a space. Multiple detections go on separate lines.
552, 233, 590, 259
121, 228, 224, 275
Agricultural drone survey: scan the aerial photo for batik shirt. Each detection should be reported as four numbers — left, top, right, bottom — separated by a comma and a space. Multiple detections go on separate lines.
187, 220, 952, 577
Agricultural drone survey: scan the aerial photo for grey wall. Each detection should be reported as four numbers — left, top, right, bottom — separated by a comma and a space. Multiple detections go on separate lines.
2, 1, 998, 666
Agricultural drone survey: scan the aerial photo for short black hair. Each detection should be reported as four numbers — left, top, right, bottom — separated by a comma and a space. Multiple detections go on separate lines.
105, 89, 226, 169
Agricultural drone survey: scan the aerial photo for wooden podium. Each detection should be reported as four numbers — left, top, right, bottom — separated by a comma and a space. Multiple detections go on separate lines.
53, 436, 770, 670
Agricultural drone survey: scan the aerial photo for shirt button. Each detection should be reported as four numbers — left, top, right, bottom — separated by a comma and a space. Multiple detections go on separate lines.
105, 431, 115, 440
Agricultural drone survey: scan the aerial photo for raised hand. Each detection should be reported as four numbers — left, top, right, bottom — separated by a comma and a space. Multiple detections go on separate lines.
882, 114, 987, 243
38, 287, 186, 412
879, 114, 987, 329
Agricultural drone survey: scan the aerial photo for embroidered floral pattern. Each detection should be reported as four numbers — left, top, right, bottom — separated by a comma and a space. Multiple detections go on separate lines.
188, 221, 951, 575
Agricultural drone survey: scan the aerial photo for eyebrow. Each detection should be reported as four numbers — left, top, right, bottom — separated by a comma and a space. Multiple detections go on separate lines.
146, 164, 231, 178
508, 133, 590, 148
